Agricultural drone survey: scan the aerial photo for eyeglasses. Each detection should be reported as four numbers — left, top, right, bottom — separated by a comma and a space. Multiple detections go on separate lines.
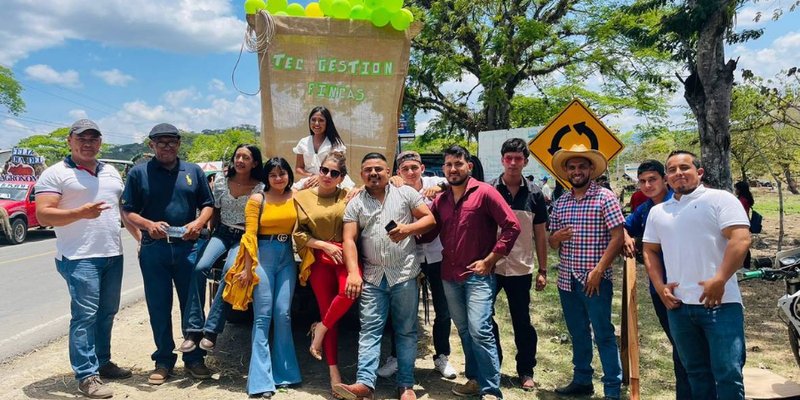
319, 166, 342, 179
154, 141, 180, 149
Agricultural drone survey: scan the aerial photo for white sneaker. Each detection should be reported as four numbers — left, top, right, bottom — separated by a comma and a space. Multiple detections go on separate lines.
376, 356, 398, 378
434, 354, 457, 379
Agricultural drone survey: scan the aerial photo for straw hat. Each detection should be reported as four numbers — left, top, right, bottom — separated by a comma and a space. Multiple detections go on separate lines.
551, 143, 608, 182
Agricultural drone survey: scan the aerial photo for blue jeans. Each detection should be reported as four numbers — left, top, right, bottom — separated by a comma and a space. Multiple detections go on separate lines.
559, 276, 622, 398
357, 277, 419, 390
56, 255, 123, 381
668, 303, 745, 400
650, 289, 692, 399
248, 239, 301, 394
183, 228, 241, 334
443, 274, 502, 398
139, 238, 205, 368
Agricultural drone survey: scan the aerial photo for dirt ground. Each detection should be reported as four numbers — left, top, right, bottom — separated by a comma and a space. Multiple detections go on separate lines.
2, 190, 799, 400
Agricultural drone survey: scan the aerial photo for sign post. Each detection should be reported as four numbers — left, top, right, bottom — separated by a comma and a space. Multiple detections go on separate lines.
527, 99, 624, 188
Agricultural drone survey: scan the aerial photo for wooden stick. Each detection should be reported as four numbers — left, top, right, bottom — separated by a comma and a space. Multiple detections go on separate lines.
625, 256, 641, 399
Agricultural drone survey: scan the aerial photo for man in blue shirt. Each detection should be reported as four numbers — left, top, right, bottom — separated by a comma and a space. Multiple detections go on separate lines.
121, 123, 214, 385
622, 159, 690, 399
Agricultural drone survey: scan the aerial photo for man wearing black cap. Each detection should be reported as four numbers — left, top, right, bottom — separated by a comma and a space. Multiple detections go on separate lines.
121, 123, 214, 385
35, 119, 131, 398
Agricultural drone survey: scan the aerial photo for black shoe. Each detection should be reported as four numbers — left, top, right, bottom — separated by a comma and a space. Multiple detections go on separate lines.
554, 381, 594, 396
249, 392, 274, 398
98, 361, 132, 379
185, 361, 212, 379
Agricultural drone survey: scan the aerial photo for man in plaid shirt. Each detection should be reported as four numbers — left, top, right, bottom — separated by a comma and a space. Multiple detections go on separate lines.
547, 144, 624, 400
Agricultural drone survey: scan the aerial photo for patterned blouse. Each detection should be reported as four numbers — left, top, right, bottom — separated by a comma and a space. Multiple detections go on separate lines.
213, 173, 265, 228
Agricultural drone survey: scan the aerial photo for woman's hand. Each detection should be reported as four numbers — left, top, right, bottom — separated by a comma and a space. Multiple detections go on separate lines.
322, 242, 344, 264
233, 268, 253, 288
302, 175, 320, 189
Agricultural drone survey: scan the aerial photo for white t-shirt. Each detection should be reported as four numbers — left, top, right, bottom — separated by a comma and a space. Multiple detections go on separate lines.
292, 135, 354, 189
417, 176, 445, 264
642, 185, 750, 305
35, 160, 124, 260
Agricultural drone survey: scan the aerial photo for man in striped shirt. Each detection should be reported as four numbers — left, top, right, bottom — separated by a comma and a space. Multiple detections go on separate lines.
548, 144, 624, 400
334, 153, 436, 400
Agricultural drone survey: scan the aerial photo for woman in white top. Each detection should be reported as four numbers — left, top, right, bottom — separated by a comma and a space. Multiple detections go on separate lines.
293, 106, 354, 190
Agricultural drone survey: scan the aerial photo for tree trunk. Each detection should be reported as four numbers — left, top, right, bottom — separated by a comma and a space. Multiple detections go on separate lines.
683, 0, 736, 190
783, 163, 799, 194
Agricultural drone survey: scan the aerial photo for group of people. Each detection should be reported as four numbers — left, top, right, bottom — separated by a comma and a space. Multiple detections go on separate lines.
36, 108, 752, 400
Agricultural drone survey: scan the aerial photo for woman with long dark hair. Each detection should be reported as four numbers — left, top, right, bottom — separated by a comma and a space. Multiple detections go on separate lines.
735, 180, 755, 269
228, 157, 301, 397
292, 106, 354, 189
180, 144, 265, 353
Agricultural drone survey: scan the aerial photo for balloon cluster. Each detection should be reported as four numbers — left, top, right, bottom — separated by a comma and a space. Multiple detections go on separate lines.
244, 0, 414, 31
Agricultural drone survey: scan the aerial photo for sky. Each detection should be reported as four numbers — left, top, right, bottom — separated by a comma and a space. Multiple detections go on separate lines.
1, 0, 799, 149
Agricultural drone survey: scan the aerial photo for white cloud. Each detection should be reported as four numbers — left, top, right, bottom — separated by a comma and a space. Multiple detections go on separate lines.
163, 88, 199, 107
2, 118, 26, 130
24, 64, 81, 88
0, 0, 244, 66
731, 30, 800, 79
208, 78, 227, 92
93, 69, 134, 86
68, 109, 89, 120
735, 1, 787, 29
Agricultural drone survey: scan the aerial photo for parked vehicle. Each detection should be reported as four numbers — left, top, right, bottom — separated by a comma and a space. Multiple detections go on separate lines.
0, 181, 40, 244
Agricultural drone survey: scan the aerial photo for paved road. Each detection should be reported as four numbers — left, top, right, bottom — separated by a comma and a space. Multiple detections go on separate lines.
0, 229, 144, 362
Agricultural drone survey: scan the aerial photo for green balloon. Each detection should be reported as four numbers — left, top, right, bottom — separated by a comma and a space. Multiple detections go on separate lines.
371, 7, 391, 27
384, 0, 402, 13
350, 4, 371, 20
319, 0, 333, 15
244, 0, 266, 14
331, 0, 351, 19
400, 7, 413, 22
267, 0, 288, 13
390, 10, 410, 30
349, 0, 365, 7
274, 11, 289, 15
286, 3, 306, 16
365, 0, 383, 10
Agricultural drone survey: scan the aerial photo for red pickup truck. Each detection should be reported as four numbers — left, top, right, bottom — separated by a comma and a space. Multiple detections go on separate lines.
0, 180, 40, 244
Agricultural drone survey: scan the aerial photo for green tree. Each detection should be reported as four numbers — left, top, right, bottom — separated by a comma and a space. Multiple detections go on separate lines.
0, 66, 24, 115
619, 0, 794, 189
186, 129, 259, 163
404, 0, 672, 139
16, 128, 71, 165
402, 132, 476, 154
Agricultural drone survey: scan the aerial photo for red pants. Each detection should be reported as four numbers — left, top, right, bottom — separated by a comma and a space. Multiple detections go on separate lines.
308, 254, 357, 366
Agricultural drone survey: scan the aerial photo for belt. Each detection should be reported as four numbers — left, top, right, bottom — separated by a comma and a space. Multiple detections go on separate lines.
217, 224, 245, 236
257, 234, 290, 242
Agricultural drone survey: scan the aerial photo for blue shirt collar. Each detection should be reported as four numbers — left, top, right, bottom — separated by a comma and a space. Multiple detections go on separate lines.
64, 155, 104, 176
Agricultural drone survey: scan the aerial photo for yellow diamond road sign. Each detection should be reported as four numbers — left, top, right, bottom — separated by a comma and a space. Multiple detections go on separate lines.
528, 99, 624, 188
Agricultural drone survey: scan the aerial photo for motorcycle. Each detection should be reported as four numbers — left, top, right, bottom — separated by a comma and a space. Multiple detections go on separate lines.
739, 246, 800, 368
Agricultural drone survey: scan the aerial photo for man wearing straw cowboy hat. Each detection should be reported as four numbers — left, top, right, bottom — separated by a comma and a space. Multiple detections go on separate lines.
547, 144, 625, 400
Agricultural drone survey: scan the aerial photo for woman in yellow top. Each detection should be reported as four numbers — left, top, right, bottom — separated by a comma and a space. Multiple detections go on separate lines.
294, 151, 362, 396
231, 157, 300, 398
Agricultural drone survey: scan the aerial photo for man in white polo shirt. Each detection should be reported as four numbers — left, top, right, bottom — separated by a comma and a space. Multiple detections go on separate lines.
35, 119, 130, 399
642, 150, 751, 400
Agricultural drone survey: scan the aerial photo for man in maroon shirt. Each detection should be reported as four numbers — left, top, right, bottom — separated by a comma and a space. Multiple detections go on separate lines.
424, 145, 520, 400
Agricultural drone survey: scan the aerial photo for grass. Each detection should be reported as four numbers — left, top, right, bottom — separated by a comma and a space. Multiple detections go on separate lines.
492, 254, 678, 399
751, 187, 800, 218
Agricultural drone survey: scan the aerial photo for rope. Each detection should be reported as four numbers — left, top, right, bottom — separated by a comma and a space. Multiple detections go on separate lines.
231, 10, 276, 96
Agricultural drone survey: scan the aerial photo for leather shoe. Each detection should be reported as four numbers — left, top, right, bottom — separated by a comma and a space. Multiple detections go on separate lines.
333, 383, 373, 400
554, 381, 594, 396
398, 386, 416, 400
98, 361, 132, 379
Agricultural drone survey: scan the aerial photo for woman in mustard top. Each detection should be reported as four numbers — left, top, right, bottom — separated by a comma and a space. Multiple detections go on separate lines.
294, 151, 362, 396
231, 157, 300, 398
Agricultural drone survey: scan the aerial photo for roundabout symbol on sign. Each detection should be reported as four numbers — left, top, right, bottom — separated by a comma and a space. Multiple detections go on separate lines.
547, 122, 599, 155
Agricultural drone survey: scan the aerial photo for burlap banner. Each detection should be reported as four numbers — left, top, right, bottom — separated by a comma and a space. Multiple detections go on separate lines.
255, 13, 420, 174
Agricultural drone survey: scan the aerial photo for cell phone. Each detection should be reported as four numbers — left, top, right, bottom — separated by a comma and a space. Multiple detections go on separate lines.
384, 220, 398, 233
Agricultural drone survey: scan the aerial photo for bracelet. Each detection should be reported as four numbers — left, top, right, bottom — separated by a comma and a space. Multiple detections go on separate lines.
538, 269, 547, 275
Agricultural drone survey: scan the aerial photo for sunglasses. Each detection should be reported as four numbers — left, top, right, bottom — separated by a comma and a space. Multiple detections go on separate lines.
154, 141, 180, 149
319, 166, 342, 179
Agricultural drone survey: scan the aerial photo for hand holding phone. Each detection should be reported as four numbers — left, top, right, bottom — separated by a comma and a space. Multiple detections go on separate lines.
384, 220, 398, 233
